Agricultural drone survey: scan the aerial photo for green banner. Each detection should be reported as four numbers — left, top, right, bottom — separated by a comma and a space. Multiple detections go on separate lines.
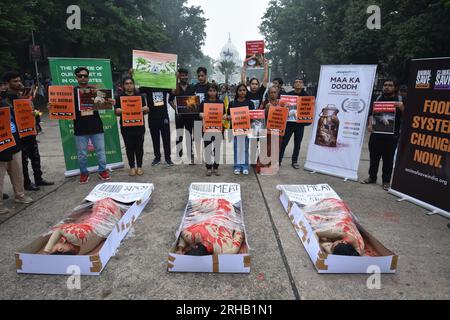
49, 57, 123, 176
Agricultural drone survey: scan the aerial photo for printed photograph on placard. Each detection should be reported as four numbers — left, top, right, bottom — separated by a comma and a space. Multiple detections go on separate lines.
176, 96, 200, 115
280, 95, 298, 122
249, 110, 266, 139
372, 102, 396, 134
78, 88, 114, 111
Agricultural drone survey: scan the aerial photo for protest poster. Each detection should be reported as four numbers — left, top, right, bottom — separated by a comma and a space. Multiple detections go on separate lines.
372, 101, 397, 134
245, 41, 265, 69
120, 96, 144, 127
249, 109, 266, 139
297, 96, 315, 123
305, 65, 377, 180
78, 88, 114, 111
0, 107, 16, 152
132, 50, 177, 89
13, 99, 37, 138
280, 95, 298, 122
230, 107, 250, 136
203, 103, 223, 132
49, 57, 123, 176
267, 106, 288, 136
390, 57, 450, 218
48, 86, 76, 120
176, 96, 200, 115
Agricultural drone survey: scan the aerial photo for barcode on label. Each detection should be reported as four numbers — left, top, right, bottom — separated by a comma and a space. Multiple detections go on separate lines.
283, 185, 308, 193
99, 184, 123, 194
191, 184, 215, 193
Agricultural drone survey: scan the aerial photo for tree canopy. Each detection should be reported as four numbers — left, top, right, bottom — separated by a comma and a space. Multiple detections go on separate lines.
0, 0, 207, 76
260, 0, 450, 85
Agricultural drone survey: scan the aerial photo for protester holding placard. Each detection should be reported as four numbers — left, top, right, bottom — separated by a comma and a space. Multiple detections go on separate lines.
242, 58, 269, 109
0, 72, 34, 212
169, 68, 196, 162
4, 71, 53, 191
279, 78, 311, 169
199, 83, 225, 176
257, 86, 285, 174
114, 77, 148, 176
361, 78, 405, 190
227, 84, 255, 175
72, 67, 112, 184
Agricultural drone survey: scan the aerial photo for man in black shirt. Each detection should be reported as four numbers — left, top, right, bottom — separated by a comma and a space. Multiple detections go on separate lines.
279, 78, 310, 169
140, 87, 174, 166
361, 78, 405, 190
72, 67, 112, 184
169, 68, 196, 162
3, 71, 54, 190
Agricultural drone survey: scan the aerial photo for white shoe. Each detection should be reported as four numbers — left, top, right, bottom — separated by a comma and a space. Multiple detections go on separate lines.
234, 169, 241, 175
14, 195, 33, 204
243, 170, 249, 175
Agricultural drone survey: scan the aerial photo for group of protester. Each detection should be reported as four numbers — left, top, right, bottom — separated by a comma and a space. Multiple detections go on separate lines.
0, 71, 54, 214
0, 59, 406, 213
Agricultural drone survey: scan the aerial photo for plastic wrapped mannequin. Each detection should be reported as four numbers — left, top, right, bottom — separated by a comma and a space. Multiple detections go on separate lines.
176, 198, 245, 255
43, 198, 124, 255
302, 198, 365, 256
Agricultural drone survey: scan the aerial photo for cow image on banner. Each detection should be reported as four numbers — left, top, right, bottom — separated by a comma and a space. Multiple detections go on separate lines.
305, 65, 377, 181
390, 57, 450, 218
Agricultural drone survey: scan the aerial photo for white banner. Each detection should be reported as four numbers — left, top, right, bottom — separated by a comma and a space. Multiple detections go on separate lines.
305, 65, 377, 180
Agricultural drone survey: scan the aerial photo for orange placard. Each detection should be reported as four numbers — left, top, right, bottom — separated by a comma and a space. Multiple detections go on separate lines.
203, 103, 224, 132
230, 107, 250, 136
13, 99, 37, 138
120, 96, 144, 127
297, 96, 315, 123
0, 107, 16, 152
267, 106, 288, 136
48, 86, 75, 120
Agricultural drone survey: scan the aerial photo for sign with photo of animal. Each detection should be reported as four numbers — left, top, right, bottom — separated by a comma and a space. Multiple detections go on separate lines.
176, 96, 200, 115
77, 88, 114, 111
132, 50, 177, 89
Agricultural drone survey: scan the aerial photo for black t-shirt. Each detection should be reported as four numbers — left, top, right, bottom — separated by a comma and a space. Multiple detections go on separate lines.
115, 93, 146, 135
370, 94, 403, 137
246, 85, 266, 109
73, 87, 104, 136
193, 83, 209, 104
286, 89, 309, 97
140, 88, 171, 121
199, 98, 224, 113
227, 99, 255, 115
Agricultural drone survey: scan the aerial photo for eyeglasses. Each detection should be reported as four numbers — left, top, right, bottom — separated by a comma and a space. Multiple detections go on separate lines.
77, 74, 89, 79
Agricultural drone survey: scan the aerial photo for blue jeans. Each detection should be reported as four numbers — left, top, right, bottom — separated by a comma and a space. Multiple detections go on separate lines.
75, 133, 107, 174
233, 136, 249, 171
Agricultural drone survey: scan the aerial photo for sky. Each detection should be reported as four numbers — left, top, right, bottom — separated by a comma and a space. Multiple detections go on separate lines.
187, 0, 271, 59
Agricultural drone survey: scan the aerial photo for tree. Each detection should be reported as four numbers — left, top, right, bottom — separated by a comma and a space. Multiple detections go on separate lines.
218, 60, 237, 85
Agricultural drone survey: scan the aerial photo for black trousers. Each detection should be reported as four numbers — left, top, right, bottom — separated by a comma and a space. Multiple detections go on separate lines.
279, 122, 305, 164
175, 115, 194, 158
149, 118, 171, 161
21, 135, 42, 186
368, 134, 398, 183
122, 131, 144, 168
203, 133, 222, 170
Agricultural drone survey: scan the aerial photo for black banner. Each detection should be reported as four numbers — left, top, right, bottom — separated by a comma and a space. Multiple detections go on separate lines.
391, 57, 450, 214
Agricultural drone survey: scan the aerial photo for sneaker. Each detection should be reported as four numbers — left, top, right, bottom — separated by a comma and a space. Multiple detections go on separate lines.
80, 173, 89, 184
206, 169, 212, 176
129, 168, 137, 176
243, 170, 249, 175
136, 168, 144, 176
291, 163, 300, 170
98, 171, 111, 181
24, 184, 40, 191
383, 183, 391, 191
0, 207, 10, 215
234, 169, 241, 175
152, 159, 161, 166
14, 195, 33, 204
166, 160, 174, 167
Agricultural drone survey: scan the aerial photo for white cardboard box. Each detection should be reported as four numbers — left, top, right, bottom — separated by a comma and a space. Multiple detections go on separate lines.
278, 184, 398, 274
168, 183, 251, 273
16, 183, 154, 276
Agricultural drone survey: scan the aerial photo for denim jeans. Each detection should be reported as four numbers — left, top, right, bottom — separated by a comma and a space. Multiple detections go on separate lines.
75, 133, 107, 174
233, 136, 249, 171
